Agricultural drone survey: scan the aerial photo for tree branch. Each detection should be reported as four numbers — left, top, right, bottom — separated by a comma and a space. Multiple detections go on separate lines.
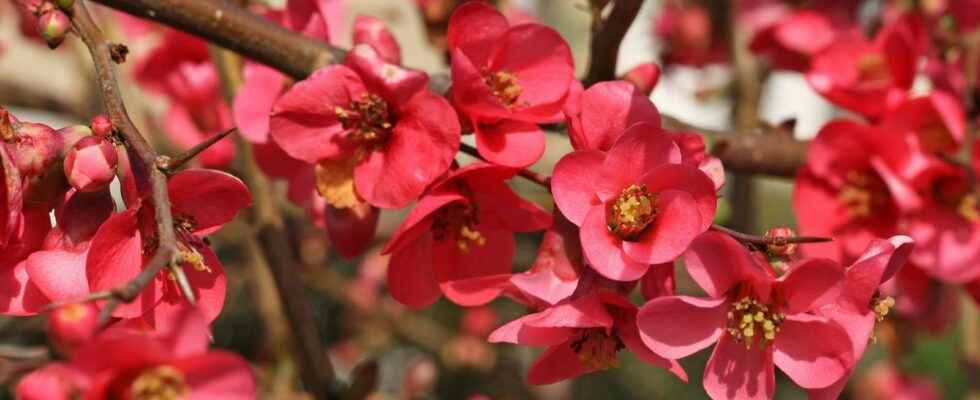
458, 142, 551, 188
709, 224, 831, 248
160, 126, 237, 173
90, 0, 344, 80
70, 0, 186, 324
583, 0, 645, 86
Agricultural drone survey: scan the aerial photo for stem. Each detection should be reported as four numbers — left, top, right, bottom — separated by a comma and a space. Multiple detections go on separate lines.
582, 0, 645, 87
70, 0, 188, 324
90, 0, 344, 80
458, 142, 551, 188
709, 224, 832, 248
160, 127, 237, 173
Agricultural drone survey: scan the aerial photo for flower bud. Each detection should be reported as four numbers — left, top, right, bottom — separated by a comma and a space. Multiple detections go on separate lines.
89, 114, 112, 137
38, 10, 71, 49
63, 136, 117, 192
5, 122, 63, 177
621, 63, 661, 95
56, 124, 93, 155
765, 226, 797, 257
48, 303, 99, 354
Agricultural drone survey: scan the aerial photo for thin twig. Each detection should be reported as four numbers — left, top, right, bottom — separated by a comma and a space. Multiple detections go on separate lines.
160, 127, 237, 173
583, 0, 645, 86
458, 142, 551, 188
709, 224, 832, 249
70, 0, 184, 325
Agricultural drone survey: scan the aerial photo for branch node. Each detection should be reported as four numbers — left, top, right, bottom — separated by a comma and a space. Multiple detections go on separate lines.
109, 43, 128, 63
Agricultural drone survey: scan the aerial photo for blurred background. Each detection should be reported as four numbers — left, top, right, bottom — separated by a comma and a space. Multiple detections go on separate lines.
0, 0, 974, 398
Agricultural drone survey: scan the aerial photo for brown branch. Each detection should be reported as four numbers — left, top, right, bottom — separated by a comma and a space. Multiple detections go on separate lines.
709, 224, 831, 248
583, 0, 644, 86
458, 142, 551, 188
90, 0, 344, 80
70, 0, 185, 324
662, 115, 807, 178
160, 127, 237, 173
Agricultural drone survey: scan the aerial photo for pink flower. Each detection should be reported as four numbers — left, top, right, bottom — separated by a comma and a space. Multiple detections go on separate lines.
85, 169, 250, 327
877, 91, 965, 186
809, 235, 913, 400
447, 1, 574, 167
232, 0, 348, 144
884, 263, 961, 334
551, 123, 717, 281
17, 306, 256, 399
564, 80, 661, 153
806, 17, 919, 117
489, 291, 686, 385
792, 120, 915, 263
381, 163, 551, 308
63, 136, 118, 193
133, 30, 234, 168
269, 46, 460, 209
750, 10, 838, 71
855, 362, 941, 400
637, 231, 852, 399
621, 63, 661, 95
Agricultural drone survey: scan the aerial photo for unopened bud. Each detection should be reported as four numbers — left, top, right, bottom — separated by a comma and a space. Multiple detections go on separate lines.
63, 136, 117, 192
621, 63, 661, 95
89, 114, 112, 137
38, 10, 71, 49
56, 124, 92, 155
48, 303, 99, 354
6, 122, 63, 177
765, 227, 797, 257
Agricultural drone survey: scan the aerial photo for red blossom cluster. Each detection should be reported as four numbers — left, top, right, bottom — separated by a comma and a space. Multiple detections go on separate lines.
3, 0, 979, 398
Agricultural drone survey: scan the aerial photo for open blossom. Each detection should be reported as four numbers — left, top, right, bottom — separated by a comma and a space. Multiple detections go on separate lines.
750, 10, 838, 71
638, 231, 852, 400
877, 91, 965, 186
447, 1, 574, 167
17, 307, 256, 399
381, 163, 551, 309
552, 123, 717, 281
85, 169, 250, 327
805, 16, 919, 117
809, 236, 913, 400
793, 120, 914, 263
269, 44, 460, 209
489, 290, 686, 385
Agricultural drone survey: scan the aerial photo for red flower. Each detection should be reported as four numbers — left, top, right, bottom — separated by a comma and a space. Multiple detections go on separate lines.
793, 120, 916, 263
134, 30, 234, 168
85, 169, 250, 327
564, 80, 661, 153
381, 163, 551, 309
653, 1, 728, 67
269, 46, 460, 209
489, 291, 686, 385
884, 263, 961, 334
878, 91, 965, 186
637, 232, 852, 399
805, 17, 919, 117
17, 306, 256, 399
551, 123, 717, 281
447, 1, 574, 167
809, 235, 913, 400
750, 10, 838, 71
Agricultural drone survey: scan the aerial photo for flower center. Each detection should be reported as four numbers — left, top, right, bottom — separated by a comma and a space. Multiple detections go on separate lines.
872, 296, 896, 322
130, 365, 189, 400
837, 170, 889, 219
432, 203, 486, 253
606, 184, 658, 240
726, 297, 785, 349
569, 328, 623, 371
934, 177, 980, 222
336, 93, 394, 151
856, 53, 891, 87
482, 69, 522, 107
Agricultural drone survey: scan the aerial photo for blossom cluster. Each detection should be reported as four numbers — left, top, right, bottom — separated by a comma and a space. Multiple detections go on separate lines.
3, 0, 975, 398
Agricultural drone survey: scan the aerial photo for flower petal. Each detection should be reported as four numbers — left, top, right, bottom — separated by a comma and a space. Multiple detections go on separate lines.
474, 120, 545, 168
233, 63, 284, 144
86, 210, 161, 318
773, 314, 853, 389
387, 234, 440, 309
168, 169, 252, 235
640, 163, 718, 232
703, 334, 775, 400
683, 231, 755, 298
580, 206, 649, 281
526, 344, 588, 385
623, 190, 702, 264
597, 123, 681, 201
447, 1, 509, 67
174, 352, 256, 400
552, 150, 605, 226
778, 258, 844, 314
637, 295, 727, 360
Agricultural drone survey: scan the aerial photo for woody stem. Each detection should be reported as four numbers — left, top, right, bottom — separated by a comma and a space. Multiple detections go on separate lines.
458, 142, 551, 188
161, 127, 238, 174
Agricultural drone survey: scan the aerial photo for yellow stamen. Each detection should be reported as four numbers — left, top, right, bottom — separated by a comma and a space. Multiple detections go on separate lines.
131, 365, 189, 400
